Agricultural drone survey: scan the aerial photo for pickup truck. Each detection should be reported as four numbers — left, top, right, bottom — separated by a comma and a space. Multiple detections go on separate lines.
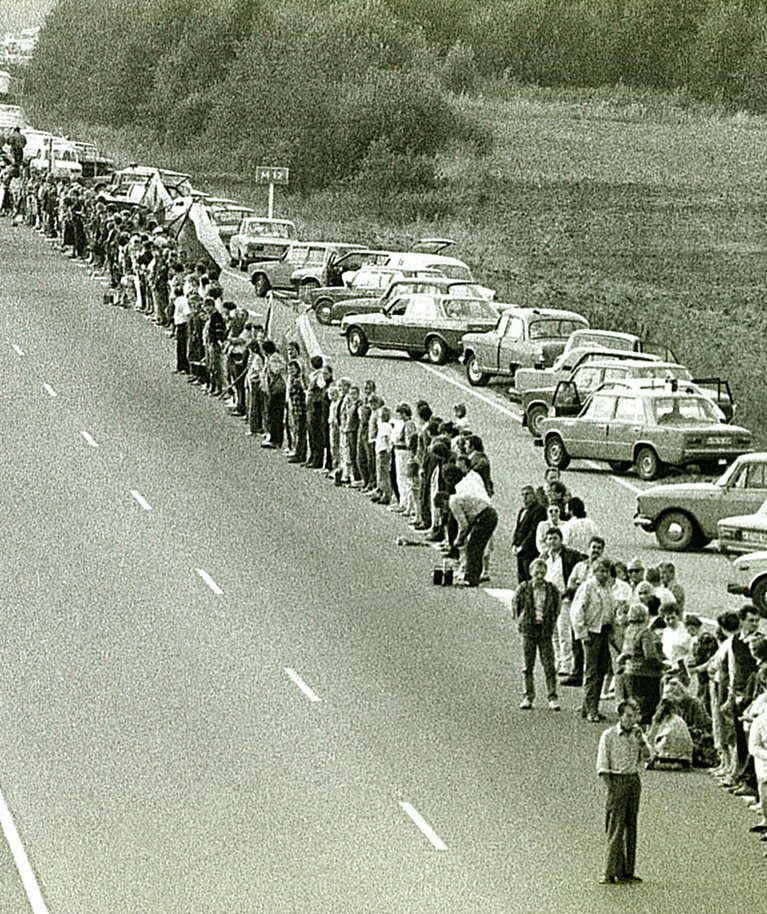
459, 307, 589, 386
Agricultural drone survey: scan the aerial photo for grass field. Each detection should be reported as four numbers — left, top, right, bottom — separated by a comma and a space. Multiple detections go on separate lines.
48, 85, 767, 440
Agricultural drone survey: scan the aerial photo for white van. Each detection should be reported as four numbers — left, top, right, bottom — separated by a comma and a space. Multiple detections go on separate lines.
25, 130, 83, 178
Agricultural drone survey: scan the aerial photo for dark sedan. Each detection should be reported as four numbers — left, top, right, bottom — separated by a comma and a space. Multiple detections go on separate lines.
340, 293, 501, 364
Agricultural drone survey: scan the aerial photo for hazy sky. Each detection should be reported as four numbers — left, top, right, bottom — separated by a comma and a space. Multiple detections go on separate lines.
0, 0, 56, 34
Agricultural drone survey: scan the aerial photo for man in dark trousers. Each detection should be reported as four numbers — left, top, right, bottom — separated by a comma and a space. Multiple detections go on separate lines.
513, 558, 562, 710
540, 527, 585, 680
7, 127, 26, 168
596, 699, 653, 885
512, 485, 546, 583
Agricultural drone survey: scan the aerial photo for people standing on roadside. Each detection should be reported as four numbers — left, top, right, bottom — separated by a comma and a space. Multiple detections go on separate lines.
7, 127, 26, 168
618, 603, 666, 726
172, 286, 191, 374
512, 485, 546, 583
513, 558, 562, 711
536, 503, 563, 555
596, 698, 652, 885
260, 339, 287, 449
541, 527, 585, 680
562, 496, 600, 554
285, 358, 307, 463
303, 355, 326, 468
571, 556, 617, 722
372, 405, 394, 506
444, 481, 498, 588
563, 536, 607, 687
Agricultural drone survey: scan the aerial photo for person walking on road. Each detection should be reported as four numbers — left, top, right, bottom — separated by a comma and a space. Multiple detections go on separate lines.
596, 698, 653, 885
513, 558, 561, 711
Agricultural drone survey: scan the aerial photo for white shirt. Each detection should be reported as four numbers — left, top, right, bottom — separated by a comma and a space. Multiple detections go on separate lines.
173, 294, 191, 325
456, 470, 490, 501
661, 624, 692, 665
544, 551, 566, 596
562, 516, 600, 554
748, 710, 767, 781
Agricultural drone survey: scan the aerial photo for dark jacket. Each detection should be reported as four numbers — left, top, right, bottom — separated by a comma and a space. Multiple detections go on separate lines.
544, 545, 585, 594
512, 502, 547, 555
513, 580, 561, 637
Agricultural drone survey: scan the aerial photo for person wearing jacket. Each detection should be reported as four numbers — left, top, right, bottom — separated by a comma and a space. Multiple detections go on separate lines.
512, 485, 546, 583
513, 558, 562, 711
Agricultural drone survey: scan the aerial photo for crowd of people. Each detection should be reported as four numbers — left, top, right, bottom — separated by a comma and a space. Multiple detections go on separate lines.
511, 469, 767, 860
5, 160, 766, 872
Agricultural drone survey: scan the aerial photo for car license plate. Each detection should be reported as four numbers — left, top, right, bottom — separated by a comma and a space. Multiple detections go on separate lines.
706, 436, 730, 445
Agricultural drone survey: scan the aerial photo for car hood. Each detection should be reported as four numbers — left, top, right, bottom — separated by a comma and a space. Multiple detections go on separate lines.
734, 550, 767, 568
638, 482, 722, 503
719, 512, 767, 528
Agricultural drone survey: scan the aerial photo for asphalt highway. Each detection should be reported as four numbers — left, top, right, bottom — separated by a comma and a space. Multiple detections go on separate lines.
0, 221, 765, 913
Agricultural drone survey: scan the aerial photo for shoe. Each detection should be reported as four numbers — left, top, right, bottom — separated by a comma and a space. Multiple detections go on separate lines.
425, 531, 442, 542
560, 676, 582, 687
731, 784, 755, 796
412, 522, 428, 530
261, 442, 277, 449
748, 824, 767, 833
287, 457, 304, 464
479, 574, 491, 583
598, 876, 616, 885
619, 875, 642, 884
351, 481, 365, 488
547, 700, 561, 711
519, 698, 533, 710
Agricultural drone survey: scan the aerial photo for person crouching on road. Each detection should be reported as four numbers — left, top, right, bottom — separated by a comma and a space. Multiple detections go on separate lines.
437, 485, 498, 588
513, 558, 561, 711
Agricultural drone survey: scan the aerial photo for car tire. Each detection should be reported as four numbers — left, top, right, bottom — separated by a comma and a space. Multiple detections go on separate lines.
426, 336, 449, 365
315, 300, 333, 325
655, 511, 697, 552
526, 404, 549, 438
466, 354, 490, 387
253, 273, 270, 297
544, 435, 571, 470
751, 577, 767, 614
406, 351, 424, 361
347, 328, 369, 357
635, 446, 661, 481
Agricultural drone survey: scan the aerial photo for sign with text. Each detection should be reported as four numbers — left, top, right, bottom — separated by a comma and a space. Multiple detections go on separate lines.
255, 166, 289, 185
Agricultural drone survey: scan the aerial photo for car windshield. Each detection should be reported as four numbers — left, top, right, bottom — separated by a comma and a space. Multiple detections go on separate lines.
570, 332, 634, 351
446, 282, 489, 298
530, 319, 588, 341
352, 270, 396, 291
441, 298, 497, 320
243, 219, 292, 238
634, 364, 692, 380
431, 263, 472, 281
650, 395, 722, 424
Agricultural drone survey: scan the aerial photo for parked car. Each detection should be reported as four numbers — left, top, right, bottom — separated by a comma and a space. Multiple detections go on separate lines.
634, 452, 767, 550
292, 248, 393, 298
341, 293, 501, 364
718, 499, 767, 555
23, 130, 83, 179
205, 199, 257, 248
562, 328, 678, 363
315, 274, 494, 325
228, 216, 297, 270
96, 165, 194, 213
511, 347, 664, 401
539, 379, 752, 481
249, 241, 366, 296
521, 361, 735, 437
726, 551, 767, 612
459, 308, 590, 387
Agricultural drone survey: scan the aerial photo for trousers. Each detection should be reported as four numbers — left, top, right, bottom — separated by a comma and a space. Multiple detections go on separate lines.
604, 773, 641, 878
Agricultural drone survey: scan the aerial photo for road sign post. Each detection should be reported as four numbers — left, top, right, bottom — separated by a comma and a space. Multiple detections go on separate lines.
255, 165, 289, 218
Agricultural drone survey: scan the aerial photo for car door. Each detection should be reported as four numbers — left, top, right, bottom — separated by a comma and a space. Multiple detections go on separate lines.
722, 461, 767, 516
569, 392, 616, 458
497, 315, 525, 372
401, 296, 440, 351
375, 296, 410, 348
607, 394, 646, 461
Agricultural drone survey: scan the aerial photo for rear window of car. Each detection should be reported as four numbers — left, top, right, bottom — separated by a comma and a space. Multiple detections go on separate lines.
427, 263, 472, 281
572, 332, 633, 350
652, 396, 720, 424
530, 319, 588, 340
442, 298, 497, 320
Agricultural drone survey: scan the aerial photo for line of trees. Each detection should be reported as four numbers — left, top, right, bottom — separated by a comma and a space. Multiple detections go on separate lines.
25, 0, 767, 191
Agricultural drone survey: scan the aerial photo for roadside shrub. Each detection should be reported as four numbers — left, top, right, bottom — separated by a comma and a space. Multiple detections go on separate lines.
441, 41, 479, 94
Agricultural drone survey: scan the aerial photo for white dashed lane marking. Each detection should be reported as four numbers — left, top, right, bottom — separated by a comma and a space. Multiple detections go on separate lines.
416, 363, 522, 422
130, 490, 152, 511
399, 802, 448, 851
80, 431, 99, 449
0, 783, 51, 914
196, 568, 223, 595
42, 383, 58, 398
284, 668, 322, 703
11, 344, 24, 356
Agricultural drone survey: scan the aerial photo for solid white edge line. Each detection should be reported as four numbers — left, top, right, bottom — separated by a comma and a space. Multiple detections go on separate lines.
195, 568, 223, 595
284, 668, 322, 703
80, 431, 99, 449
416, 363, 522, 422
399, 802, 448, 851
0, 785, 50, 914
42, 383, 58, 398
608, 475, 642, 495
11, 344, 24, 356
129, 490, 152, 511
